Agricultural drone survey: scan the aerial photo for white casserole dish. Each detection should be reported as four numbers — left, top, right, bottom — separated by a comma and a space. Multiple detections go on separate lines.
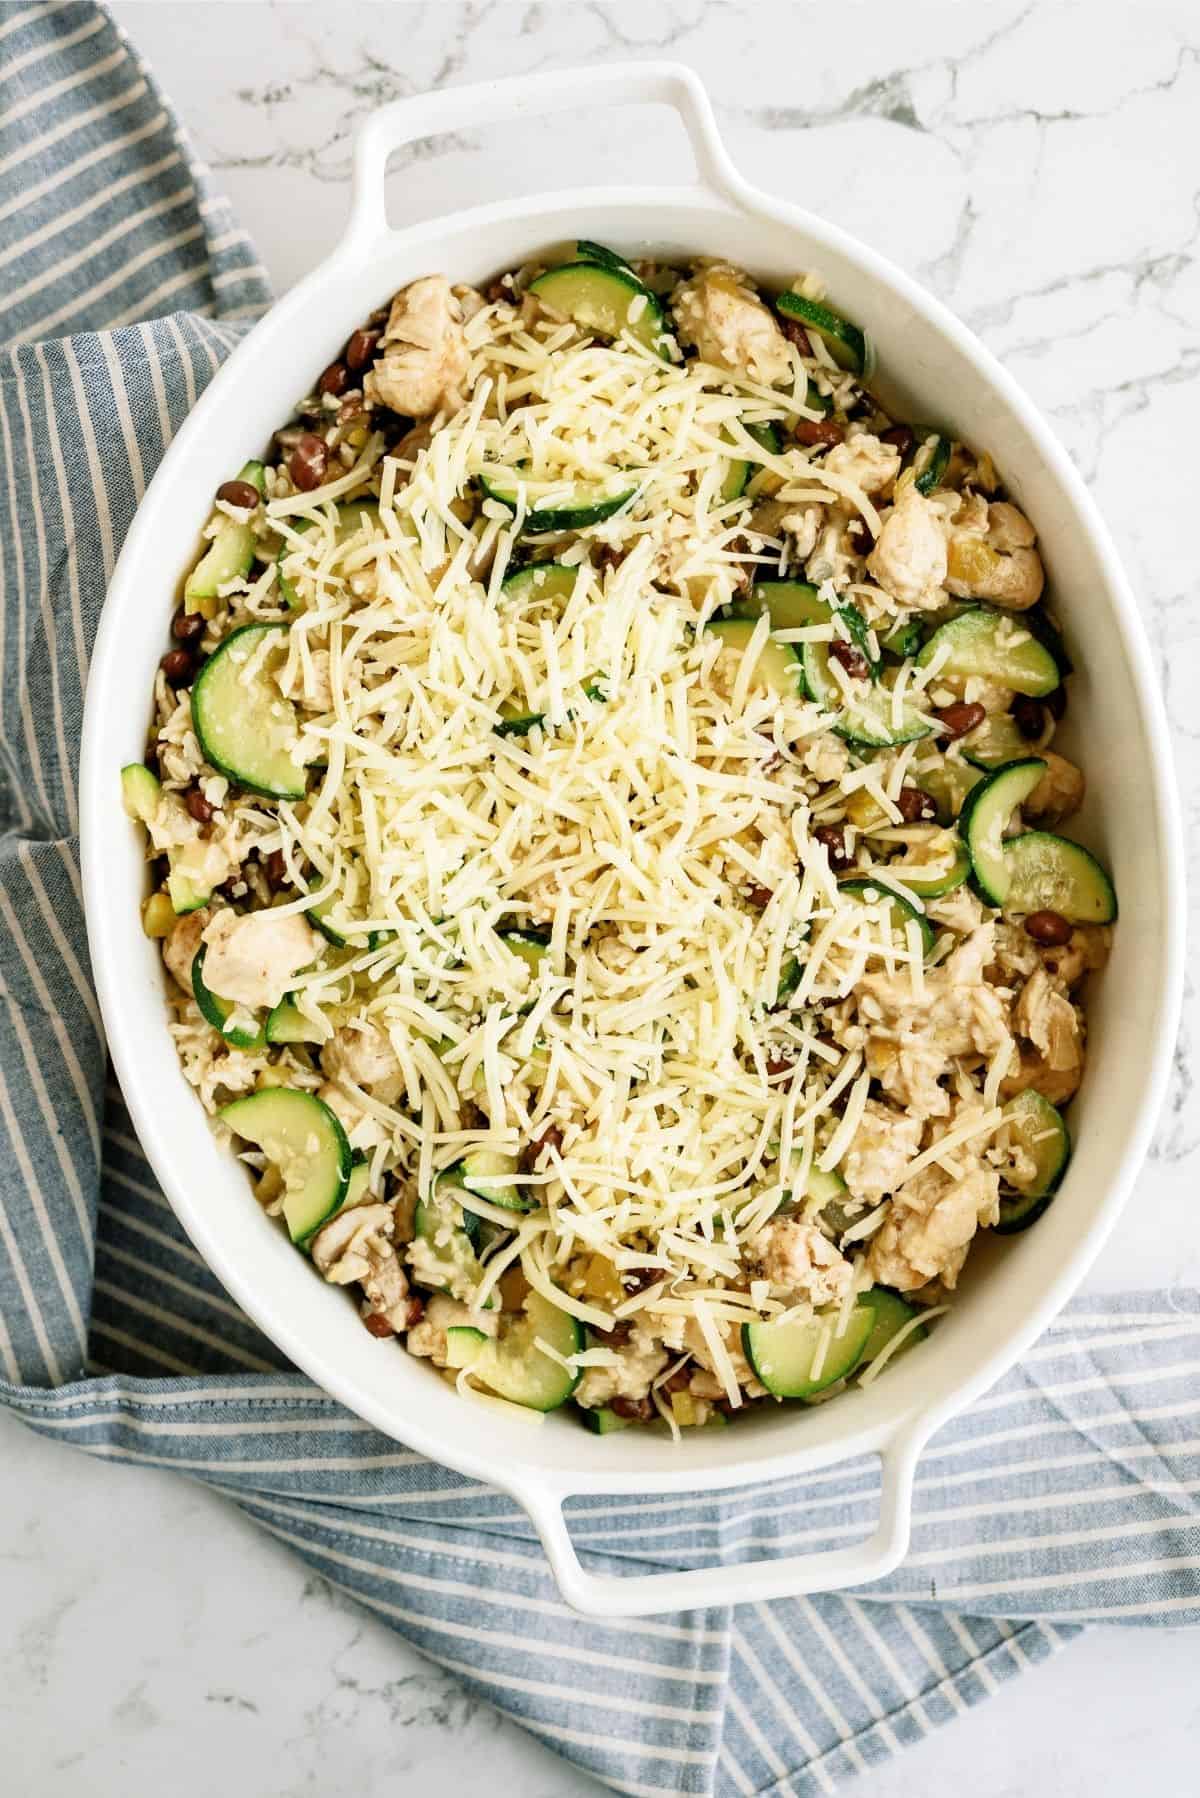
79, 64, 1185, 1617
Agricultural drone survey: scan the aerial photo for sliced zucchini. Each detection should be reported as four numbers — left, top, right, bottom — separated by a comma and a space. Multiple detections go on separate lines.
277, 498, 381, 607
528, 262, 671, 358
1002, 831, 1117, 924
460, 1147, 525, 1212
917, 607, 1060, 698
574, 239, 638, 275
422, 1172, 483, 1250
962, 710, 1043, 769
499, 561, 578, 605
913, 433, 951, 496
858, 1287, 926, 1364
184, 517, 254, 608
749, 578, 828, 632
412, 1179, 486, 1294
914, 756, 983, 824
959, 758, 1047, 907
165, 838, 223, 915
994, 1089, 1071, 1233
495, 700, 545, 737
802, 646, 932, 747
307, 879, 350, 948
705, 616, 805, 702
265, 995, 322, 1045
447, 1289, 584, 1411
775, 291, 871, 377
1024, 605, 1074, 677
191, 944, 266, 1051
722, 421, 783, 502
880, 619, 924, 659
742, 1300, 876, 1399
774, 953, 801, 1008
445, 1325, 490, 1369
580, 1404, 633, 1434
220, 1087, 351, 1244
498, 930, 550, 978
887, 833, 971, 899
838, 878, 936, 957
190, 622, 306, 800
121, 762, 161, 823
479, 470, 637, 534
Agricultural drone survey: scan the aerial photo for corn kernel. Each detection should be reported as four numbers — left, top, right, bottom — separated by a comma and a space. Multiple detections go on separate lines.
345, 424, 368, 449
844, 789, 889, 831
141, 891, 175, 938
581, 1254, 623, 1308
671, 1390, 698, 1427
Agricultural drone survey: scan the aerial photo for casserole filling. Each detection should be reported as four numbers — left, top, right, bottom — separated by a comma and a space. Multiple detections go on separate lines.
123, 245, 1115, 1430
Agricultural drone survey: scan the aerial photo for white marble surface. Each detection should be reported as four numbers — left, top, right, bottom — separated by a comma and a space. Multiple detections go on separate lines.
6, 1, 1199, 1793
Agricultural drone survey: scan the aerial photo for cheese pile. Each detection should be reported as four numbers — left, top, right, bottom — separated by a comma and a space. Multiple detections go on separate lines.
245, 295, 958, 1354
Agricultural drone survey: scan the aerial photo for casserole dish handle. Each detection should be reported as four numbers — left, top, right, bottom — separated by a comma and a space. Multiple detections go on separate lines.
344, 62, 743, 249
518, 1421, 929, 1618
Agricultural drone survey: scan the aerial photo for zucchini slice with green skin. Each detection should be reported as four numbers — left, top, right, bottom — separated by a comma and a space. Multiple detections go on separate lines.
879, 619, 924, 659
858, 1288, 926, 1364
574, 240, 637, 276
445, 1289, 584, 1410
184, 517, 255, 607
528, 262, 671, 358
479, 471, 638, 534
220, 1087, 351, 1244
913, 433, 952, 495
265, 995, 321, 1045
166, 842, 221, 915
277, 498, 381, 607
460, 1146, 525, 1211
958, 758, 1047, 907
236, 459, 267, 498
191, 944, 265, 1050
994, 1089, 1071, 1233
705, 616, 805, 702
917, 607, 1060, 698
742, 1301, 876, 1400
722, 421, 783, 502
191, 622, 306, 800
445, 1325, 490, 1368
749, 579, 828, 632
499, 561, 578, 605
498, 930, 550, 977
914, 757, 983, 824
412, 1179, 487, 1294
580, 1404, 633, 1434
802, 645, 932, 747
307, 880, 350, 948
1002, 831, 1118, 924
495, 701, 545, 737
121, 762, 160, 822
962, 711, 1043, 770
775, 291, 871, 376
420, 1173, 483, 1251
1024, 605, 1074, 677
838, 878, 936, 957
888, 834, 971, 899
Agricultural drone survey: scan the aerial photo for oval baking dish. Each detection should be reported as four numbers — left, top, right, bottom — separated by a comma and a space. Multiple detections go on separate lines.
79, 64, 1185, 1617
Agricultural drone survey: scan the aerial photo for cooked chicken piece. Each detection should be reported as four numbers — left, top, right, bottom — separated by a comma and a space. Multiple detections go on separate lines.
163, 906, 210, 994
855, 926, 1012, 1117
754, 1219, 854, 1308
1004, 968, 1084, 1106
575, 1324, 668, 1409
822, 430, 902, 496
1023, 750, 1085, 824
364, 276, 469, 418
866, 483, 948, 609
673, 264, 791, 385
946, 500, 1044, 609
310, 1201, 413, 1332
199, 907, 316, 1009
867, 1161, 999, 1291
407, 1293, 499, 1366
842, 1100, 923, 1205
927, 886, 990, 936
323, 1021, 405, 1103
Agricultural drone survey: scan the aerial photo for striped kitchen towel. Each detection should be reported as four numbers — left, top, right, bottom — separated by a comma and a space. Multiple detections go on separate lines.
1, 8, 1196, 1796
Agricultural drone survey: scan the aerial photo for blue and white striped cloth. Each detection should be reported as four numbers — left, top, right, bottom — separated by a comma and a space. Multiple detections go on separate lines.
1, 8, 1196, 1794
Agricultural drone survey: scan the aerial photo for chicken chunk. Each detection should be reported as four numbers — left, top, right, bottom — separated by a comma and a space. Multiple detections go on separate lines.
673, 265, 791, 386
1004, 968, 1084, 1105
946, 500, 1044, 609
162, 906, 210, 994
822, 430, 902, 497
310, 1201, 414, 1332
866, 483, 948, 610
754, 1219, 854, 1308
1023, 751, 1085, 825
575, 1324, 668, 1410
364, 276, 469, 419
323, 1021, 405, 1103
842, 1101, 923, 1205
867, 1162, 999, 1291
199, 907, 317, 1009
407, 1293, 499, 1367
